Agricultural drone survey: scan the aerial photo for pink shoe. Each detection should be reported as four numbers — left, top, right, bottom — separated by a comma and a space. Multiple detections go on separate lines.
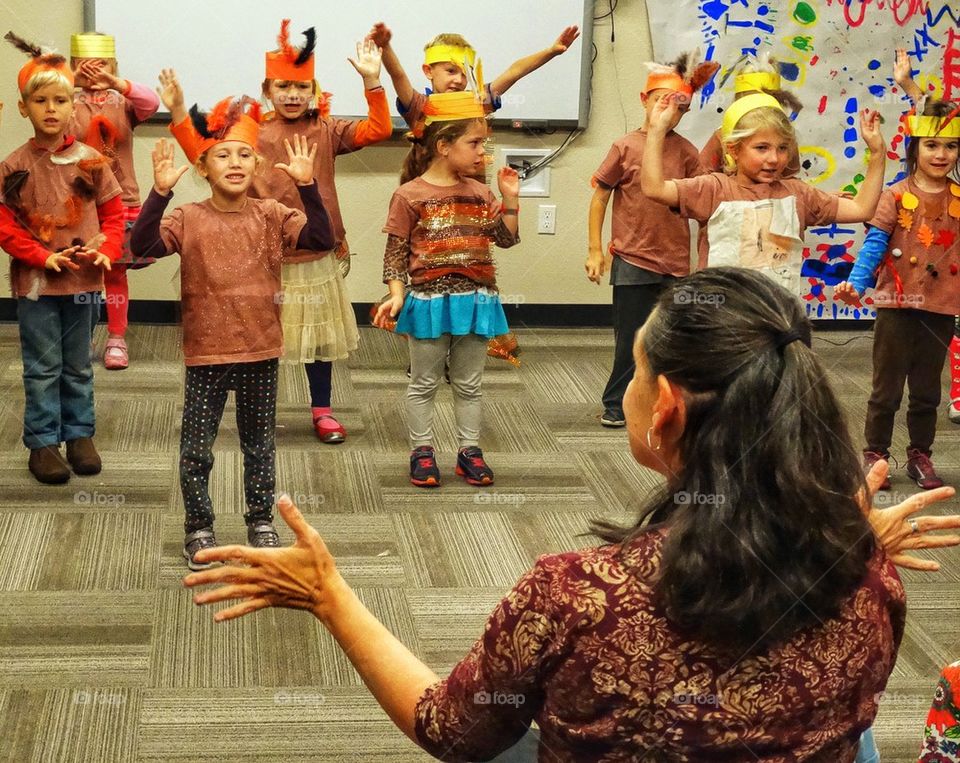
103, 337, 129, 370
313, 414, 346, 444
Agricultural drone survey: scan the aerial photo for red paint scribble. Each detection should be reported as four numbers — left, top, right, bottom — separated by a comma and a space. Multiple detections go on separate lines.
818, 95, 828, 113
810, 55, 819, 66
825, 0, 929, 28
945, 28, 960, 101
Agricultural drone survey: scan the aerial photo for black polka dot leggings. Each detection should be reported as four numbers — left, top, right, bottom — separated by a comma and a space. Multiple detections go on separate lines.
180, 359, 279, 533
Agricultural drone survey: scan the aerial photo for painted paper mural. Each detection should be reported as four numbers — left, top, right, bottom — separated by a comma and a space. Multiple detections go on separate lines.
645, 0, 960, 319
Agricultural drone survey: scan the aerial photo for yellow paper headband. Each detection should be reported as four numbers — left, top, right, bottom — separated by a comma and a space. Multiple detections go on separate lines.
422, 91, 486, 126
735, 70, 780, 94
721, 92, 785, 142
70, 33, 115, 59
907, 115, 960, 139
424, 44, 476, 72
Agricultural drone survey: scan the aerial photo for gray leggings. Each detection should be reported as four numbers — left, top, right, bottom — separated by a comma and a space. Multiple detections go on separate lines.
407, 333, 488, 449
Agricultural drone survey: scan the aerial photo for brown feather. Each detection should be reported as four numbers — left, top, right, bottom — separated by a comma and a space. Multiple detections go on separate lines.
4, 30, 41, 58
689, 61, 720, 93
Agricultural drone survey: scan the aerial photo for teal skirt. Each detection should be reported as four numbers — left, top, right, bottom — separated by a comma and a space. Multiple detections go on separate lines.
395, 289, 509, 340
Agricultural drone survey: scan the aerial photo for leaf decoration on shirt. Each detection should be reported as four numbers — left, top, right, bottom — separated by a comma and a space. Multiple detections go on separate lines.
917, 223, 935, 249
936, 229, 956, 250
897, 207, 914, 231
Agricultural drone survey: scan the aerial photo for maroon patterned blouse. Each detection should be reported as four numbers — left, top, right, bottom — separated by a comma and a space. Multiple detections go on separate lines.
414, 529, 905, 762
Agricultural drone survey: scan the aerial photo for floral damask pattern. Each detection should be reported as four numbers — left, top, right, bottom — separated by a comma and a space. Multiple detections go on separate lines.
415, 530, 905, 762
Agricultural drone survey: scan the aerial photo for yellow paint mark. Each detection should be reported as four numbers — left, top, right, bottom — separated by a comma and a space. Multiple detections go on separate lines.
799, 145, 836, 185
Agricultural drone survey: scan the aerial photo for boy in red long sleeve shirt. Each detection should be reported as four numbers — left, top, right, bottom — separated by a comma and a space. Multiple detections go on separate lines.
0, 33, 123, 483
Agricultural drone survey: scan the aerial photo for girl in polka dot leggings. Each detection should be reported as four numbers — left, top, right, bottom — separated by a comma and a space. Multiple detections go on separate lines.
129, 99, 334, 570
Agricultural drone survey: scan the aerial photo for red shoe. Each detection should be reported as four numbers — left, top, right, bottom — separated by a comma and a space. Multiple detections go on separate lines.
410, 446, 441, 488
103, 336, 128, 370
456, 446, 494, 486
906, 448, 944, 490
313, 414, 346, 444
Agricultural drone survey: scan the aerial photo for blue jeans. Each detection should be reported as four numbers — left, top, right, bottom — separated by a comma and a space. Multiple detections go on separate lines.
856, 728, 880, 763
17, 294, 96, 449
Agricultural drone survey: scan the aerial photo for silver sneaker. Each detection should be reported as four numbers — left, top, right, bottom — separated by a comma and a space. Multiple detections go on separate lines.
247, 521, 281, 548
183, 527, 219, 571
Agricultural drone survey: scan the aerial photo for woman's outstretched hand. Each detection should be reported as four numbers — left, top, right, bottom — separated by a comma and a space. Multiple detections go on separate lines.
183, 495, 344, 623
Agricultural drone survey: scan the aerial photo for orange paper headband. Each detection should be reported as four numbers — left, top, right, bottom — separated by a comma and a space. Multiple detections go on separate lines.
642, 72, 694, 97
190, 97, 261, 159
422, 91, 486, 125
265, 19, 315, 81
17, 57, 73, 93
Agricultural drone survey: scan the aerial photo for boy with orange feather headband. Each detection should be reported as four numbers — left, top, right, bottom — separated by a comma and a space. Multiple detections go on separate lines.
160, 20, 392, 444
0, 31, 124, 484
586, 50, 717, 428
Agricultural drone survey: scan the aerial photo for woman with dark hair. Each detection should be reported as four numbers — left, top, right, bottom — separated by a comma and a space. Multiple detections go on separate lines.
185, 268, 959, 761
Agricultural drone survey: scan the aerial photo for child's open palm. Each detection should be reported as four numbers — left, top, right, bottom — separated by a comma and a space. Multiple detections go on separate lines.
348, 38, 383, 80
151, 139, 189, 195
553, 26, 581, 55
497, 166, 520, 198
275, 134, 318, 185
893, 49, 913, 87
157, 68, 185, 113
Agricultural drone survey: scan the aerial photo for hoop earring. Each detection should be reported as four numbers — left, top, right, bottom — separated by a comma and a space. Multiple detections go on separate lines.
646, 426, 661, 452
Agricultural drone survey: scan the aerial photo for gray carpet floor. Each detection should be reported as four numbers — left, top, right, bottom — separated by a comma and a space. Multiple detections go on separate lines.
0, 322, 955, 762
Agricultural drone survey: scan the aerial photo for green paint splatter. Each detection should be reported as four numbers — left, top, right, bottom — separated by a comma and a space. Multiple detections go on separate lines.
793, 2, 816, 24
854, 174, 865, 183
791, 35, 813, 51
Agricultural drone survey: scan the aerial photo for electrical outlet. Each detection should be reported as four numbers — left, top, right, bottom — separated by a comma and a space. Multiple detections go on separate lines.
537, 204, 557, 234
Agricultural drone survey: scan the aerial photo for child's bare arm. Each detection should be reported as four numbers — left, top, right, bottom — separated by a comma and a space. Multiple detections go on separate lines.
586, 185, 613, 284
490, 26, 579, 99
368, 23, 415, 110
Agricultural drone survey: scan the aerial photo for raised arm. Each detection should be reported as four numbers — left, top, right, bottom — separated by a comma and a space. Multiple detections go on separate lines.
368, 23, 415, 111
490, 26, 580, 99
834, 110, 886, 223
640, 94, 682, 207
893, 48, 922, 107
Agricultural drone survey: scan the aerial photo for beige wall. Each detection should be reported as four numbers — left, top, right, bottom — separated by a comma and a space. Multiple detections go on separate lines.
0, 1, 653, 306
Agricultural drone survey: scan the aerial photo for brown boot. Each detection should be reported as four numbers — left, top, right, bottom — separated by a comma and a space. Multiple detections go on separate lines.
28, 445, 71, 484
66, 437, 102, 476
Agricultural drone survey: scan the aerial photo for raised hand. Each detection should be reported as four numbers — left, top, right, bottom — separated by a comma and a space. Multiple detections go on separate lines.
367, 22, 392, 49
648, 91, 680, 134
348, 38, 383, 84
274, 134, 318, 186
184, 495, 343, 623
157, 68, 186, 119
151, 138, 189, 195
497, 165, 520, 199
860, 109, 885, 155
553, 25, 581, 55
893, 48, 914, 87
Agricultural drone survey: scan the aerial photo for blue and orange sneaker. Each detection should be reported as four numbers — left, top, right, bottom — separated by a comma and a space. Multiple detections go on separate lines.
410, 445, 441, 488
456, 446, 494, 486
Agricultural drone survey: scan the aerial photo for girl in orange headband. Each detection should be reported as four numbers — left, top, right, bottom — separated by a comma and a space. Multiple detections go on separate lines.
128, 100, 335, 570
69, 32, 161, 371
160, 22, 392, 445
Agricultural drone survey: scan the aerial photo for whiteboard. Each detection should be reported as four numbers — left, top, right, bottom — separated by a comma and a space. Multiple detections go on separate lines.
86, 0, 593, 127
